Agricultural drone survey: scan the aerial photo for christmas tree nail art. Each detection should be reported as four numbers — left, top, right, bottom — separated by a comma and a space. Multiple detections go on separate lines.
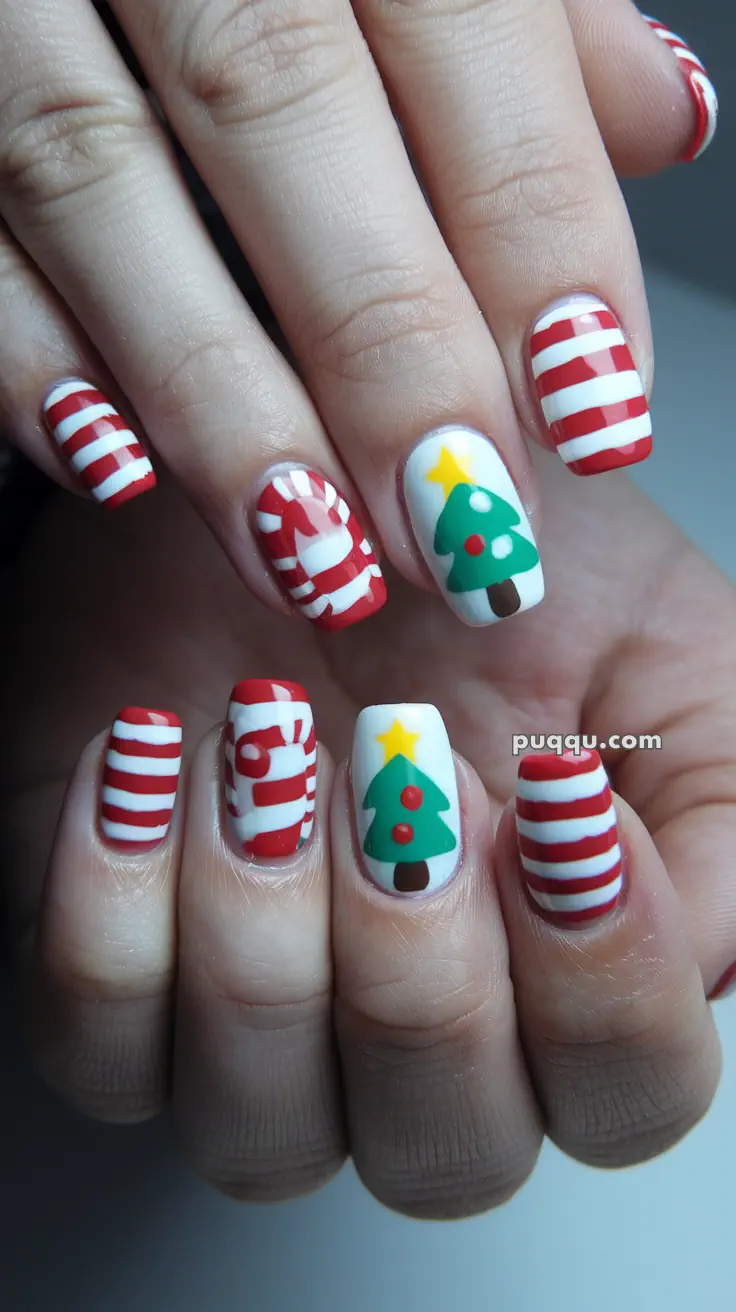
351, 704, 461, 895
403, 426, 544, 626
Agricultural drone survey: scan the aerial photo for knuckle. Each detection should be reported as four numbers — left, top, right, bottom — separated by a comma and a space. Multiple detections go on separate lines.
454, 140, 599, 247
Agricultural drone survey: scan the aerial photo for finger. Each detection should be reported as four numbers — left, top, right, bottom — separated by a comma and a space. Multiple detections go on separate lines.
27, 708, 183, 1122
173, 681, 344, 1202
0, 1, 386, 629
332, 703, 542, 1219
495, 749, 721, 1165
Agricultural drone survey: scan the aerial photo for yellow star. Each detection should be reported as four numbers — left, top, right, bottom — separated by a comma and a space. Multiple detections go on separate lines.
426, 444, 473, 499
376, 719, 420, 765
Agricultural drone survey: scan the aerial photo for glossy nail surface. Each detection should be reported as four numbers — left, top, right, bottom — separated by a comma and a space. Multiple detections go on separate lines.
101, 708, 182, 849
529, 297, 652, 475
44, 380, 156, 506
644, 15, 718, 161
403, 426, 543, 626
351, 703, 460, 895
225, 679, 316, 859
256, 468, 386, 630
708, 962, 736, 1002
516, 750, 623, 924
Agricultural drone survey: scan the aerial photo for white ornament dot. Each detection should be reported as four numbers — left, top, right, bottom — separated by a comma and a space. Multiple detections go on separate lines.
491, 534, 513, 560
468, 490, 492, 513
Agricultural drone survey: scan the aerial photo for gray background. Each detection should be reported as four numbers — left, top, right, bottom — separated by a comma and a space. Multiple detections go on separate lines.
3, 4, 736, 1310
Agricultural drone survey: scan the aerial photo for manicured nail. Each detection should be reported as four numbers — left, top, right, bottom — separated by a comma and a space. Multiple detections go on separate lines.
708, 961, 736, 1002
255, 468, 387, 630
43, 380, 156, 507
643, 16, 718, 161
351, 703, 460, 895
403, 425, 544, 626
101, 708, 182, 850
515, 750, 623, 924
225, 679, 316, 859
529, 297, 652, 476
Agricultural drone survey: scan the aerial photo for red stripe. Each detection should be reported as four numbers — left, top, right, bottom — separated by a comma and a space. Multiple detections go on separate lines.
518, 827, 619, 863
58, 412, 133, 459
516, 788, 611, 821
550, 393, 648, 442
109, 736, 181, 759
45, 387, 110, 428
234, 725, 287, 751
530, 308, 617, 355
568, 436, 652, 477
534, 344, 633, 398
518, 750, 601, 782
524, 862, 622, 896
252, 775, 306, 807
532, 890, 622, 924
115, 707, 181, 728
243, 824, 303, 857
79, 445, 146, 490
303, 546, 368, 597
304, 727, 316, 751
229, 679, 307, 707
103, 767, 179, 794
104, 470, 157, 507
101, 803, 173, 827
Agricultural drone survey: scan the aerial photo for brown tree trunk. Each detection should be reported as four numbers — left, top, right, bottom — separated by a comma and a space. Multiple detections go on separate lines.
487, 579, 521, 617
394, 861, 430, 893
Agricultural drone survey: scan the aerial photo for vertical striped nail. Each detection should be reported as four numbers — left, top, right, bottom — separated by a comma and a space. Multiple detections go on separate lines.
43, 380, 156, 507
643, 16, 718, 161
225, 679, 316, 859
255, 468, 386, 630
403, 426, 544, 626
351, 703, 460, 895
515, 750, 623, 924
529, 297, 652, 476
101, 708, 182, 849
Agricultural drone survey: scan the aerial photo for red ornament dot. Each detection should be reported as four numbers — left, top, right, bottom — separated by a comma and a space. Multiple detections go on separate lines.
392, 823, 414, 845
400, 785, 423, 811
235, 739, 271, 779
464, 534, 485, 556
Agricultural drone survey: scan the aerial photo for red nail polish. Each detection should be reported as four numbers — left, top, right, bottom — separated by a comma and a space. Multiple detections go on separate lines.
643, 16, 718, 162
101, 708, 182, 850
44, 380, 156, 507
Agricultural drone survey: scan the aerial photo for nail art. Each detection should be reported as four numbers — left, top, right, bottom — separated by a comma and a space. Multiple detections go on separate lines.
225, 679, 316, 859
708, 961, 736, 1002
44, 380, 156, 507
643, 16, 718, 161
403, 426, 544, 626
351, 703, 460, 895
100, 708, 182, 849
515, 750, 623, 924
529, 297, 652, 476
255, 468, 386, 630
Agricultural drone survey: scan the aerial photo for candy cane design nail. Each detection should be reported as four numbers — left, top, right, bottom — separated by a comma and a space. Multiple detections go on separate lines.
643, 16, 718, 161
44, 380, 156, 507
516, 750, 623, 923
101, 708, 182, 849
225, 679, 316, 859
529, 297, 652, 476
256, 469, 386, 631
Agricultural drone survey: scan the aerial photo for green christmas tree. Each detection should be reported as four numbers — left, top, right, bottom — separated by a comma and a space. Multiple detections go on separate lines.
434, 483, 539, 618
364, 753, 456, 893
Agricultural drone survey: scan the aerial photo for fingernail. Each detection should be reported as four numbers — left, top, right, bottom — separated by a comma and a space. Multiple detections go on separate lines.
643, 16, 718, 161
101, 708, 182, 850
708, 961, 736, 1002
43, 380, 156, 507
402, 425, 544, 626
515, 749, 623, 924
528, 296, 652, 476
255, 467, 387, 630
225, 679, 316, 859
351, 703, 461, 895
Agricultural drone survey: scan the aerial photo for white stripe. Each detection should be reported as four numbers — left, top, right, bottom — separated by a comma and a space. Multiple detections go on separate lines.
369, 563, 383, 578
517, 762, 608, 802
692, 72, 718, 157
323, 480, 337, 508
53, 402, 118, 444
516, 803, 617, 844
93, 458, 153, 503
228, 699, 312, 733
528, 874, 623, 914
70, 429, 139, 473
540, 370, 644, 424
520, 843, 622, 880
557, 411, 652, 463
100, 819, 169, 842
290, 581, 316, 599
674, 44, 706, 71
256, 511, 282, 533
112, 720, 182, 745
531, 327, 624, 378
336, 498, 351, 524
102, 786, 177, 812
301, 817, 314, 840
272, 556, 298, 571
297, 525, 353, 578
106, 750, 181, 776
306, 777, 316, 795
323, 567, 373, 615
301, 594, 330, 618
272, 476, 295, 502
304, 748, 317, 765
533, 298, 608, 334
290, 469, 312, 498
235, 743, 306, 782
44, 379, 93, 407
359, 539, 372, 554
235, 797, 307, 839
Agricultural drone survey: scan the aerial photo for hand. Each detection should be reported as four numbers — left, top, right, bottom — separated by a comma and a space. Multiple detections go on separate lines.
3, 452, 734, 1214
0, 0, 717, 630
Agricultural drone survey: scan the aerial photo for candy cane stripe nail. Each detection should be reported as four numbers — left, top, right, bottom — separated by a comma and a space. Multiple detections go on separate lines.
101, 708, 182, 848
643, 16, 718, 161
44, 380, 156, 507
256, 468, 386, 631
515, 750, 623, 924
529, 298, 652, 475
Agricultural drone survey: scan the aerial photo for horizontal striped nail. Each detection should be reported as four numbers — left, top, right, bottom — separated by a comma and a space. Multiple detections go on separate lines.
44, 380, 156, 507
101, 708, 182, 849
515, 750, 623, 924
225, 679, 316, 859
643, 16, 718, 162
529, 297, 652, 475
255, 468, 386, 630
351, 703, 460, 895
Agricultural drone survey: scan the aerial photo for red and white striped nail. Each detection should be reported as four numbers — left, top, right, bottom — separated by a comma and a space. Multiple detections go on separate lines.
643, 16, 718, 162
515, 749, 624, 924
528, 296, 652, 475
100, 708, 182, 850
225, 679, 316, 859
255, 467, 387, 630
43, 380, 156, 507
